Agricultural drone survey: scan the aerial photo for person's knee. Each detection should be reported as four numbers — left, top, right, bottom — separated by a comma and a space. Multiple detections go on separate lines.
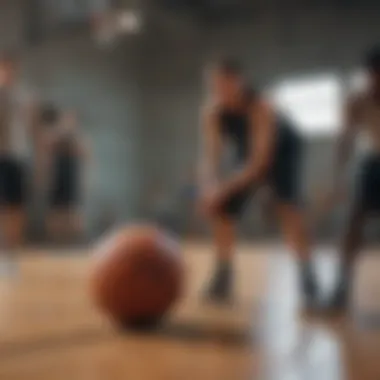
277, 202, 310, 244
207, 208, 235, 228
277, 202, 305, 223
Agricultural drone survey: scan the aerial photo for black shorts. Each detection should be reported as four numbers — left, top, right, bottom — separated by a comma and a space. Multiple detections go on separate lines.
50, 181, 79, 207
354, 154, 380, 212
219, 136, 303, 219
49, 157, 80, 208
0, 157, 27, 206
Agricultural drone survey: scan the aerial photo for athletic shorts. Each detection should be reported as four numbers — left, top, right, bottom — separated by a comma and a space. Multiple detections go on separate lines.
219, 135, 303, 219
50, 176, 79, 207
354, 154, 380, 211
49, 158, 80, 208
0, 156, 27, 206
50, 186, 78, 208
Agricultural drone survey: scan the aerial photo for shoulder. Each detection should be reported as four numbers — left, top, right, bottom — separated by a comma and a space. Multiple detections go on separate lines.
201, 102, 221, 124
248, 97, 273, 116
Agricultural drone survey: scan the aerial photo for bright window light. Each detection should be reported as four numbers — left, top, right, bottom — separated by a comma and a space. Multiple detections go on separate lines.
271, 74, 343, 137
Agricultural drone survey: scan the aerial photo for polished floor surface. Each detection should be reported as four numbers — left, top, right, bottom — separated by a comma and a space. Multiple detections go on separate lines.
0, 243, 379, 380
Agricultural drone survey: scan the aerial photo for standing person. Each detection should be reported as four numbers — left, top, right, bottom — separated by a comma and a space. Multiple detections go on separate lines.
43, 110, 90, 244
198, 58, 317, 307
325, 46, 380, 312
0, 52, 38, 274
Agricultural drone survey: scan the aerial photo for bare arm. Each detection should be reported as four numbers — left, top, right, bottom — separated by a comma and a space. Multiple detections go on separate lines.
198, 107, 222, 191
333, 96, 361, 186
218, 100, 276, 197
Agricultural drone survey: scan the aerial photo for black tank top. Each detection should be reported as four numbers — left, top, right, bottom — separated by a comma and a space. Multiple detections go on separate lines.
218, 100, 300, 164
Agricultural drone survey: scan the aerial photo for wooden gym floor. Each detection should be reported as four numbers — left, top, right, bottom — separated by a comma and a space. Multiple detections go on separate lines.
0, 243, 379, 380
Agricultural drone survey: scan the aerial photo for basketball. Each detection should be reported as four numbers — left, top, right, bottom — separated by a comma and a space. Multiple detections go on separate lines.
91, 225, 183, 329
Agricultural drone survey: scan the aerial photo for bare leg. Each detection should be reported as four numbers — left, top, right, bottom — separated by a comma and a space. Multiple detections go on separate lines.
2, 208, 25, 246
48, 209, 66, 244
339, 206, 366, 274
212, 215, 236, 261
0, 207, 25, 275
68, 209, 84, 242
204, 214, 237, 301
328, 203, 367, 311
276, 202, 318, 307
49, 208, 81, 245
276, 203, 312, 260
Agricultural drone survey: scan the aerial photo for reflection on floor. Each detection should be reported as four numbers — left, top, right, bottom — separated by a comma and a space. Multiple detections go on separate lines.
0, 243, 379, 380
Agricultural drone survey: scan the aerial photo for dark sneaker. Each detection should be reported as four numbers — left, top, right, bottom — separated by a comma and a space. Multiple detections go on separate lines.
325, 283, 350, 314
301, 268, 319, 311
203, 263, 233, 304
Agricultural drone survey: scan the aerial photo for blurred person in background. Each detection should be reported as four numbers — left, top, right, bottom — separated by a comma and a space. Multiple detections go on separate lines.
0, 52, 39, 275
35, 103, 61, 187
326, 45, 380, 312
41, 109, 91, 244
198, 58, 317, 307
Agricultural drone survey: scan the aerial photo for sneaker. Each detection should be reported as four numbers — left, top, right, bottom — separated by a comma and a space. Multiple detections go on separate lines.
203, 262, 233, 303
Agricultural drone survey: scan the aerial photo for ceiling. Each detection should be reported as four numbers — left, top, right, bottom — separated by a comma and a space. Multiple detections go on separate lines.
158, 0, 380, 21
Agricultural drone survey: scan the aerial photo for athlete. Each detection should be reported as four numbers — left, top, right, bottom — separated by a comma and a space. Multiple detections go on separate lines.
326, 46, 380, 311
43, 110, 90, 243
198, 58, 317, 307
0, 52, 38, 274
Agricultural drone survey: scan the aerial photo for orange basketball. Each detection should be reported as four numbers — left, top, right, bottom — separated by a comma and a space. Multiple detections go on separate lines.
91, 225, 183, 329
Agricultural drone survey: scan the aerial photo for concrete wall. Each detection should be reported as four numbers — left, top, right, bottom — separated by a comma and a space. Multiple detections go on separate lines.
1, 1, 379, 240
0, 0, 145, 237
0, 0, 25, 50
204, 6, 380, 83
138, 8, 204, 211
24, 34, 143, 237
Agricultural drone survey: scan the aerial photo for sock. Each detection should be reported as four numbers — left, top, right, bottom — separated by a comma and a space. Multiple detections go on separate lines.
216, 256, 232, 274
218, 256, 231, 267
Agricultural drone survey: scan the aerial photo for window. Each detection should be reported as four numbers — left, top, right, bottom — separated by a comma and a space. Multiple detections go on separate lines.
271, 74, 343, 137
